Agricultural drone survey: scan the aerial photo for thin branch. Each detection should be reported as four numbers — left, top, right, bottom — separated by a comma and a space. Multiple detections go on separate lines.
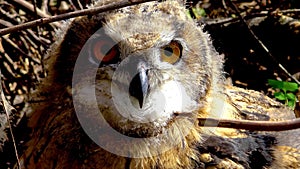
0, 19, 14, 27
0, 0, 156, 36
41, 0, 49, 13
68, 0, 78, 10
205, 12, 267, 26
0, 70, 21, 169
280, 8, 300, 14
198, 117, 300, 131
0, 8, 20, 25
175, 112, 300, 131
77, 0, 84, 10
228, 0, 300, 85
222, 0, 230, 15
2, 36, 32, 58
24, 29, 51, 45
205, 8, 300, 26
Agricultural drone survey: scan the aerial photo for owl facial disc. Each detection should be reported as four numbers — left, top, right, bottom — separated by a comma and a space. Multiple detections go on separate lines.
110, 52, 197, 124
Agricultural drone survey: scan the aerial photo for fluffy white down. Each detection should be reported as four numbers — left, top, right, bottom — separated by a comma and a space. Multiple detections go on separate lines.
111, 78, 198, 124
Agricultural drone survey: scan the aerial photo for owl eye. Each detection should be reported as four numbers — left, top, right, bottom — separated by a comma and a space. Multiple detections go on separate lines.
91, 38, 119, 63
160, 41, 182, 64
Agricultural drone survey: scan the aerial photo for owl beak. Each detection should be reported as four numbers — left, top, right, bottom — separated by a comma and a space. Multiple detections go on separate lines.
129, 66, 149, 109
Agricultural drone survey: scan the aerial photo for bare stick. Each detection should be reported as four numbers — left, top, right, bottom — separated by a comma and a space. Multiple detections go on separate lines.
206, 8, 300, 26
0, 0, 156, 36
41, 0, 49, 13
0, 70, 21, 169
198, 117, 300, 131
175, 112, 300, 131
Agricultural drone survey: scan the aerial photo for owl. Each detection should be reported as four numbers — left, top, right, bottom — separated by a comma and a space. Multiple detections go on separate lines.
20, 0, 300, 169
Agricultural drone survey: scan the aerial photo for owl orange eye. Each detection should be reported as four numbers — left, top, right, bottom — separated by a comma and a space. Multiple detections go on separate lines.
92, 39, 119, 63
160, 41, 182, 64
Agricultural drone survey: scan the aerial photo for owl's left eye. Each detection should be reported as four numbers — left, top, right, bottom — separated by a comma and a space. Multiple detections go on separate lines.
160, 41, 182, 64
91, 38, 119, 64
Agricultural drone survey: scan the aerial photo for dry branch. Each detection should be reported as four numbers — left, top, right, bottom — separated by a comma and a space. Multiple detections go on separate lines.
0, 0, 156, 36
0, 70, 20, 169
198, 117, 300, 131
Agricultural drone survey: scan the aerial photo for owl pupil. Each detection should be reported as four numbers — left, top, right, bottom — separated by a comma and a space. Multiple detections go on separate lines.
164, 47, 173, 57
101, 44, 111, 54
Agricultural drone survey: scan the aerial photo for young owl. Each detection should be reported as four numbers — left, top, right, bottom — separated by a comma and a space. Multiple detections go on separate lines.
20, 0, 300, 168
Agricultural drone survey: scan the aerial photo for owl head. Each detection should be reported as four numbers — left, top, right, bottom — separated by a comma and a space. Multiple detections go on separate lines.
46, 0, 224, 157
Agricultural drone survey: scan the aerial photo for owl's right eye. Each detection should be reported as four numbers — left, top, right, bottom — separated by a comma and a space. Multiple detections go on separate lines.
91, 38, 119, 64
160, 41, 182, 64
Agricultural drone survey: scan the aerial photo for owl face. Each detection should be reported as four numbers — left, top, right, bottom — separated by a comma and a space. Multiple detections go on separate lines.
71, 1, 222, 139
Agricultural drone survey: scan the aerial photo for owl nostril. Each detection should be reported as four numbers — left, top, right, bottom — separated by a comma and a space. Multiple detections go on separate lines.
129, 68, 149, 109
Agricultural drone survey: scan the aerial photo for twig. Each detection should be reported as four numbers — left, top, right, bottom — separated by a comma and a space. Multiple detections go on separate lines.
0, 19, 14, 27
227, 0, 300, 85
0, 70, 21, 169
41, 0, 48, 13
277, 8, 300, 14
222, 0, 230, 15
0, 8, 20, 25
198, 117, 300, 131
205, 12, 267, 26
24, 29, 52, 45
68, 0, 78, 10
2, 58, 17, 78
77, 0, 84, 10
2, 36, 32, 58
175, 112, 300, 131
0, 0, 156, 36
205, 8, 300, 31
32, 0, 38, 19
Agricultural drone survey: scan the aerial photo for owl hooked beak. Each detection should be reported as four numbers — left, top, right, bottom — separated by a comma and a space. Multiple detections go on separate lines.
129, 61, 149, 109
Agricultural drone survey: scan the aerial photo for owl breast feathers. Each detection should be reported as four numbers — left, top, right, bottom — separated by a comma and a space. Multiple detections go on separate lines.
20, 0, 300, 169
